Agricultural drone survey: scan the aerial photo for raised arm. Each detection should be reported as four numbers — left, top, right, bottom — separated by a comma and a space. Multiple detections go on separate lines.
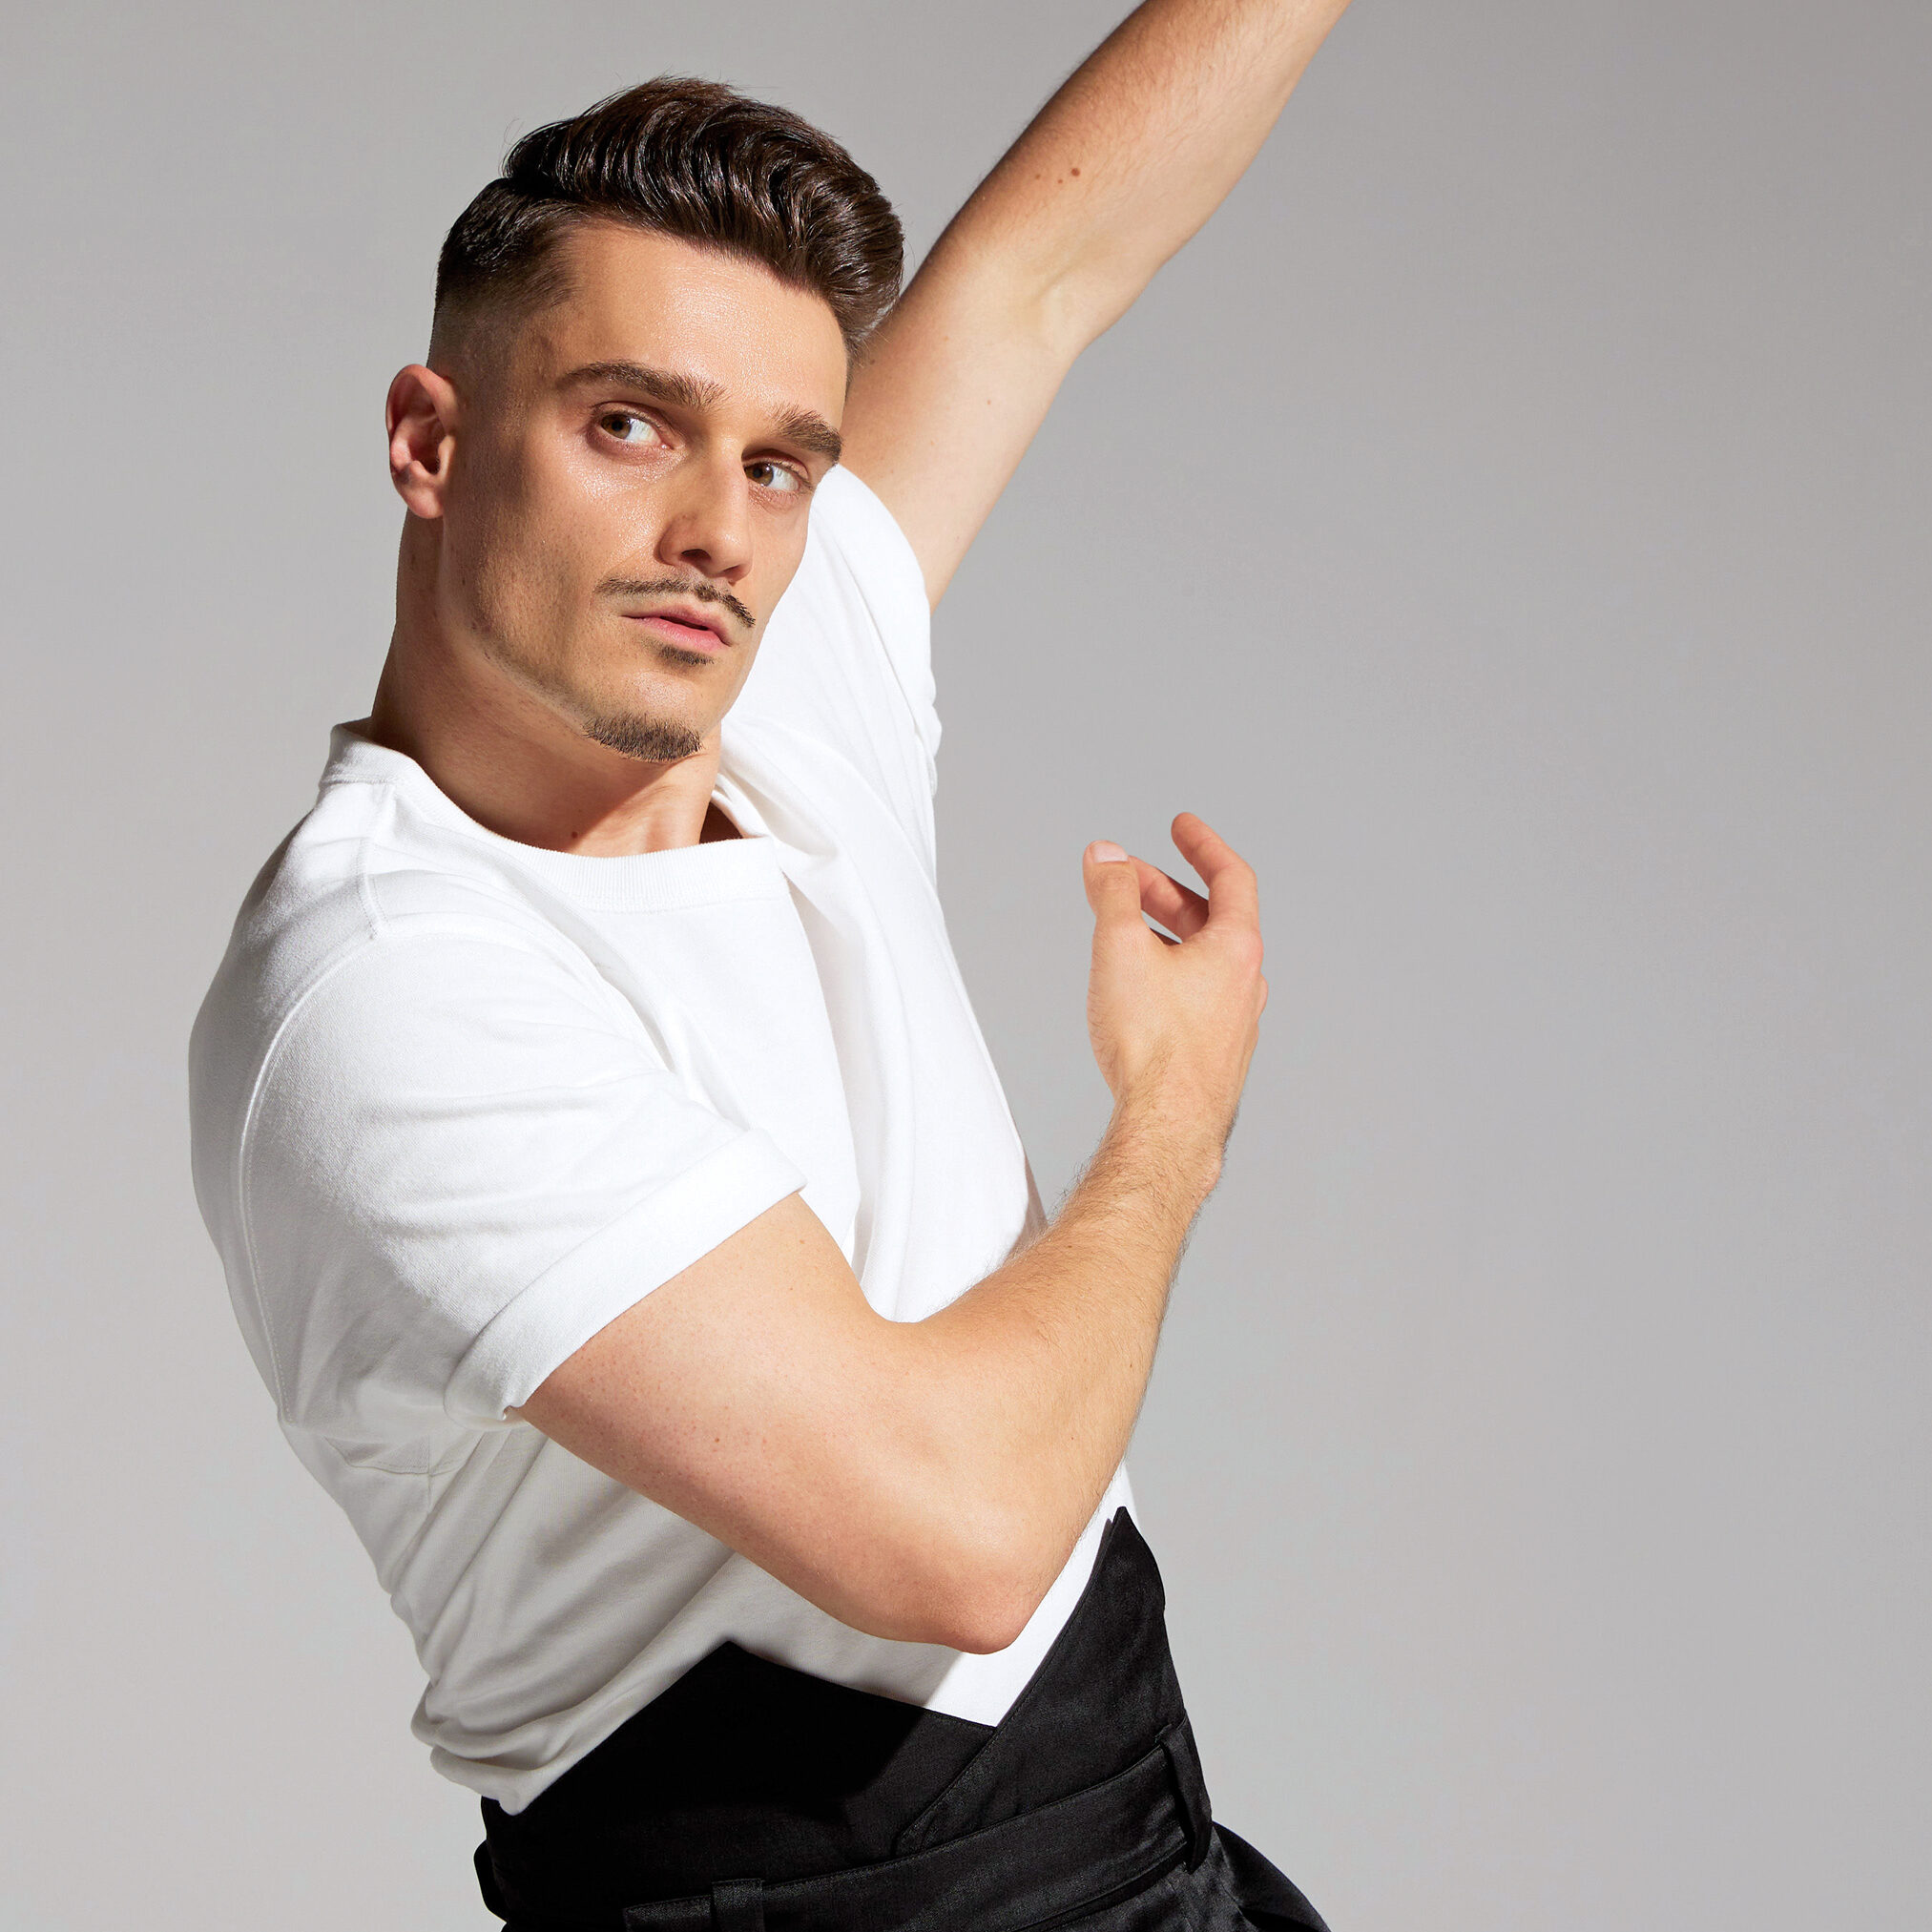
840, 0, 1355, 603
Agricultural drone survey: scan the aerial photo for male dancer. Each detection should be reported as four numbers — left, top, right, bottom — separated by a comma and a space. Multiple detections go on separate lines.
191, 2, 1353, 1924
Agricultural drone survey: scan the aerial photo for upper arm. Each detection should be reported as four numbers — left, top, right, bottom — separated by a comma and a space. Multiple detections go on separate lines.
244, 924, 1015, 1648
839, 248, 1079, 608
241, 927, 804, 1438
514, 1189, 975, 1646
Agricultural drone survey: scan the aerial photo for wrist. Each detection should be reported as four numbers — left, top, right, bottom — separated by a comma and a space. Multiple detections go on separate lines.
1100, 1087, 1225, 1219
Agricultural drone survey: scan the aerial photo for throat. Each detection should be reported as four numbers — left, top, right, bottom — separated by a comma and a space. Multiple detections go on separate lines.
700, 800, 744, 843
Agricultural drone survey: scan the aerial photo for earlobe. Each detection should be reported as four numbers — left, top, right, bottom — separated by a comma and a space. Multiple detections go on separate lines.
386, 363, 457, 519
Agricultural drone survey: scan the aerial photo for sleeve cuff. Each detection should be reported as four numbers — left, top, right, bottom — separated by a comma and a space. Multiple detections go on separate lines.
443, 1129, 808, 1426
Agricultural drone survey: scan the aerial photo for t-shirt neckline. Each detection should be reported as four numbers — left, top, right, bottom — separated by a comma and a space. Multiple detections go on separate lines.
320, 718, 788, 913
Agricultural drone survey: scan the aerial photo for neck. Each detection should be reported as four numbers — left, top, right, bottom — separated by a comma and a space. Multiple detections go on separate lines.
366, 525, 727, 856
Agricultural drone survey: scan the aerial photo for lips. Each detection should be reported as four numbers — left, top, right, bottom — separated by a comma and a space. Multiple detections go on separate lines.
624, 604, 733, 654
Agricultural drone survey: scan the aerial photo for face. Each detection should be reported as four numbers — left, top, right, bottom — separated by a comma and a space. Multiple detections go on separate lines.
403, 223, 849, 762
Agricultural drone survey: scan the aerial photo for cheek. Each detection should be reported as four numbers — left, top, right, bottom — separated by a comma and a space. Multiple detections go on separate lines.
453, 449, 611, 643
750, 521, 813, 615
450, 504, 555, 649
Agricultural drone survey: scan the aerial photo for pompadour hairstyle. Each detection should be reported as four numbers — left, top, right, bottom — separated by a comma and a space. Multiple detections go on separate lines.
432, 77, 904, 359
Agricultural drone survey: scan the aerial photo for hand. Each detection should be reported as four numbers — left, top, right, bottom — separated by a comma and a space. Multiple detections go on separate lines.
1081, 813, 1268, 1184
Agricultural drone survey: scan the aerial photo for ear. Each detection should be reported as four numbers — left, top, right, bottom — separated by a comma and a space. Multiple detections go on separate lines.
386, 364, 460, 518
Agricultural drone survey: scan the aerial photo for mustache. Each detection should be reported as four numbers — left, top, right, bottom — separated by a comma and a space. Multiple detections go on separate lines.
597, 575, 756, 634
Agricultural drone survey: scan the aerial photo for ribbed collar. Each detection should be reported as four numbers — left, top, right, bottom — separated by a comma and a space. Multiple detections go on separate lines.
318, 718, 787, 913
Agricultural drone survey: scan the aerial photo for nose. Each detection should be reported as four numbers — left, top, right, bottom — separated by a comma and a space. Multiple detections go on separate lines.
654, 453, 753, 586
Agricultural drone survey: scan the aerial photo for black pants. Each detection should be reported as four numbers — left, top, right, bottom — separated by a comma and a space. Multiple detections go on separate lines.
477, 1511, 1329, 1930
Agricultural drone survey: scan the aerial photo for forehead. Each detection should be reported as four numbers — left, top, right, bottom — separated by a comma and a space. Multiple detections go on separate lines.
519, 221, 849, 422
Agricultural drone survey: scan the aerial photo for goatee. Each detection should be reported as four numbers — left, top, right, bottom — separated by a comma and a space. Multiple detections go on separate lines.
581, 708, 706, 764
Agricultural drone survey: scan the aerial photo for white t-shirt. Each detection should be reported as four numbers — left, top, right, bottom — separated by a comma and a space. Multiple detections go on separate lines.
188, 467, 1133, 1814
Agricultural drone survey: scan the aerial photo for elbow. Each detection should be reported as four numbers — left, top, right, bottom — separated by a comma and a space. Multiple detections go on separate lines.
834, 1372, 1068, 1652
890, 1504, 1060, 1655
924, 1584, 1040, 1657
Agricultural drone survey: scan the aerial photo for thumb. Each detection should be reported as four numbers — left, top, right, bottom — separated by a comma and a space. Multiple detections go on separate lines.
1083, 841, 1143, 924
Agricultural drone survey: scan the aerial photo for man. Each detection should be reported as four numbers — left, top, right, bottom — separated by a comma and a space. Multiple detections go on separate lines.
190, 2, 1352, 1924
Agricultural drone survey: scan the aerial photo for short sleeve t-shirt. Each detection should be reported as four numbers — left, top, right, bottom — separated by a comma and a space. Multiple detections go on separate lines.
188, 467, 1135, 1813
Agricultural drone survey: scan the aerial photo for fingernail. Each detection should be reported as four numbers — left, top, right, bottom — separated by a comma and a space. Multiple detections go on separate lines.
1090, 841, 1127, 864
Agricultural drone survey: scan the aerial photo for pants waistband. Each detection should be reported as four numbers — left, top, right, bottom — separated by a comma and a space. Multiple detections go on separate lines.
595, 1717, 1215, 1932
481, 1511, 1252, 1930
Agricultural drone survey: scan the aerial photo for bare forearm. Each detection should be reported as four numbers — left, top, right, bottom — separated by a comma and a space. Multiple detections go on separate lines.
944, 0, 1355, 346
908, 1101, 1223, 1636
842, 0, 1354, 600
880, 828, 1264, 1643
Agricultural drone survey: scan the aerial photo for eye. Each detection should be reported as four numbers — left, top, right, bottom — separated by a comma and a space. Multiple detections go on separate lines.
746, 458, 805, 496
597, 408, 665, 447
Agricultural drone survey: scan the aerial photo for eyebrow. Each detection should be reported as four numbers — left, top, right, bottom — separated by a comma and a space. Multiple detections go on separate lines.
560, 359, 843, 466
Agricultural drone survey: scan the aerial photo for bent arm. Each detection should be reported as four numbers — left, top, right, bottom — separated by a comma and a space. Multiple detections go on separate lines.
517, 1111, 1204, 1654
841, 0, 1355, 603
517, 817, 1267, 1652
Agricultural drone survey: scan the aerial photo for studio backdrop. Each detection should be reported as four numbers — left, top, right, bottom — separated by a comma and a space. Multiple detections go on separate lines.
2, 3, 1926, 1928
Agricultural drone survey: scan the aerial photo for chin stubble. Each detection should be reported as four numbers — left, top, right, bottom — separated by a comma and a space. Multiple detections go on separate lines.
578, 706, 708, 765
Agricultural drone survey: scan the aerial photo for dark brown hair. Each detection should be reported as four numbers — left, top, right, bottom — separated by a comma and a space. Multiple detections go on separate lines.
432, 77, 903, 360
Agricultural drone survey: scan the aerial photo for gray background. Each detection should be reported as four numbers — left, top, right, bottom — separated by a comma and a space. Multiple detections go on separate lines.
2, 2, 1925, 1926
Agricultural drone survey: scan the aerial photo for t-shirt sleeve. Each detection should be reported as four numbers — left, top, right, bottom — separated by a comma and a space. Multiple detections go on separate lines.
238, 928, 806, 1443
727, 465, 941, 850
